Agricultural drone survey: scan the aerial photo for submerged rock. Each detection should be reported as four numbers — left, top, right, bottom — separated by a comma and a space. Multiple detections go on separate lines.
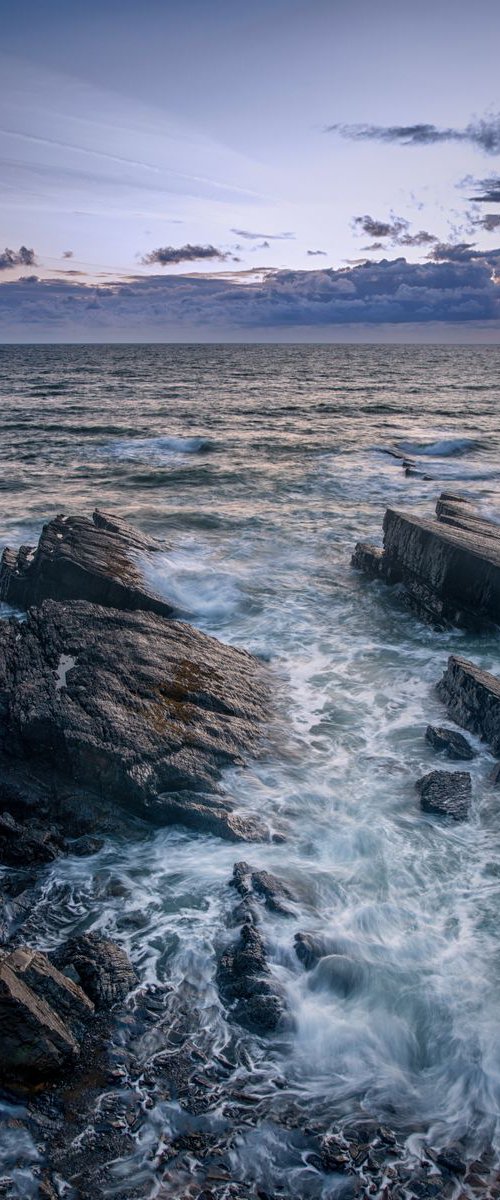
0, 598, 270, 839
51, 933, 137, 1009
216, 922, 288, 1034
416, 769, 472, 821
0, 509, 176, 617
0, 946, 93, 1079
425, 724, 476, 761
437, 656, 500, 756
353, 492, 500, 627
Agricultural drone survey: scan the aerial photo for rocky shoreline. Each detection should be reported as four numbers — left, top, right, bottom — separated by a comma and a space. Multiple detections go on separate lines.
1, 498, 500, 1198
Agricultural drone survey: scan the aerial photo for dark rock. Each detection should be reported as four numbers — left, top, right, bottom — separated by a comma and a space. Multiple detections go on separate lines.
416, 770, 472, 820
0, 946, 93, 1078
51, 934, 137, 1009
0, 810, 65, 866
0, 598, 270, 838
216, 922, 288, 1034
294, 931, 339, 969
320, 1133, 351, 1173
437, 656, 500, 756
231, 861, 297, 915
435, 1146, 467, 1175
70, 835, 105, 857
0, 509, 177, 617
353, 493, 500, 627
425, 725, 476, 761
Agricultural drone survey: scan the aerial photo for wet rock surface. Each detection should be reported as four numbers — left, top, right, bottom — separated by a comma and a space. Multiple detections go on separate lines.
437, 655, 500, 756
0, 946, 93, 1079
353, 492, 500, 627
416, 769, 472, 820
231, 860, 298, 916
217, 921, 288, 1034
0, 596, 271, 841
50, 933, 138, 1009
0, 508, 177, 617
425, 724, 476, 760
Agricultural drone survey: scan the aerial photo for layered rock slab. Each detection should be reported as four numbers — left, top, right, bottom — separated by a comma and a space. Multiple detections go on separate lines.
0, 509, 176, 617
0, 599, 270, 836
437, 655, 500, 757
0, 946, 93, 1078
353, 492, 500, 627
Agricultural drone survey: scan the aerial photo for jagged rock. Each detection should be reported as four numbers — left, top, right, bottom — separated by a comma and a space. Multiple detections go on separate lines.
425, 724, 476, 761
0, 509, 177, 617
320, 1133, 351, 1173
0, 946, 93, 1078
353, 493, 500, 627
0, 598, 270, 838
231, 861, 297, 915
51, 934, 137, 1009
216, 922, 288, 1034
437, 656, 500, 756
155, 795, 267, 842
416, 770, 472, 820
70, 835, 105, 857
0, 810, 65, 866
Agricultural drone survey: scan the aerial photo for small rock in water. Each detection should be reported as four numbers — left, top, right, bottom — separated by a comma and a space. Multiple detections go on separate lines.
231, 860, 297, 915
425, 725, 476, 761
416, 770, 472, 821
216, 922, 288, 1034
51, 933, 137, 1009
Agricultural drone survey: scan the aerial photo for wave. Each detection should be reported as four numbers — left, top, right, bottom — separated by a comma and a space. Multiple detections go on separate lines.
394, 437, 482, 458
103, 435, 212, 461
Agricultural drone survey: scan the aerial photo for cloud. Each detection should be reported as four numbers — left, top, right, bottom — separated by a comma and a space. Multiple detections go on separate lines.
141, 243, 229, 266
230, 228, 295, 240
62, 250, 74, 259
2, 252, 500, 337
330, 114, 500, 154
0, 245, 36, 271
476, 214, 500, 232
467, 175, 500, 202
307, 249, 327, 256
353, 215, 437, 248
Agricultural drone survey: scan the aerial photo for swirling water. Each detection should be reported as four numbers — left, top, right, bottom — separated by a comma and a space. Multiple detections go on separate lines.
1, 342, 500, 1197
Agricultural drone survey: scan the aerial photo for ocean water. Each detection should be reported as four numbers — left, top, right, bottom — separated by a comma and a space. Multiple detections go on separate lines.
1, 342, 500, 1197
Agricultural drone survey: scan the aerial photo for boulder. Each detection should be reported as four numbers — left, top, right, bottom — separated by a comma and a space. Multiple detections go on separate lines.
294, 931, 338, 969
416, 770, 472, 821
231, 860, 297, 915
437, 656, 500, 756
353, 493, 500, 627
425, 724, 476, 761
216, 922, 288, 1034
0, 598, 270, 838
0, 810, 66, 866
0, 946, 93, 1079
0, 509, 176, 617
51, 933, 137, 1009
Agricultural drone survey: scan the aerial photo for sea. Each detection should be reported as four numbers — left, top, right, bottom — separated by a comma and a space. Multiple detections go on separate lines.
0, 342, 500, 1198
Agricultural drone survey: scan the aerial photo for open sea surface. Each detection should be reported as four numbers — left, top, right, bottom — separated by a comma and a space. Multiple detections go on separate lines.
1, 342, 500, 1197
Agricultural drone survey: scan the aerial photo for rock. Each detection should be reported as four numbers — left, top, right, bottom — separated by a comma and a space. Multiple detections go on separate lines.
155, 795, 268, 842
51, 934, 137, 1009
308, 954, 366, 998
0, 946, 93, 1079
320, 1133, 351, 1173
70, 835, 105, 857
435, 1146, 467, 1175
0, 598, 270, 837
216, 922, 288, 1034
353, 493, 500, 627
437, 656, 500, 756
231, 861, 297, 915
294, 931, 339, 969
425, 725, 476, 761
0, 810, 65, 866
0, 509, 177, 617
416, 770, 472, 820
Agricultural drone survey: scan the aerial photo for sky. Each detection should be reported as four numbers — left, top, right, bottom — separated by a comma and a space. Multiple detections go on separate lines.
1, 0, 500, 341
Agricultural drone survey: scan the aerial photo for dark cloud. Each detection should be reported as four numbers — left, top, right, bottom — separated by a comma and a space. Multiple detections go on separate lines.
467, 175, 500, 202
62, 250, 73, 259
230, 228, 295, 240
307, 249, 327, 256
476, 214, 500, 232
330, 115, 500, 154
2, 252, 500, 336
0, 245, 36, 271
353, 215, 437, 248
141, 244, 229, 266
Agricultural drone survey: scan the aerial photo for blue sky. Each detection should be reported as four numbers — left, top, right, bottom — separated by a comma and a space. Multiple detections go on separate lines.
1, 0, 500, 340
